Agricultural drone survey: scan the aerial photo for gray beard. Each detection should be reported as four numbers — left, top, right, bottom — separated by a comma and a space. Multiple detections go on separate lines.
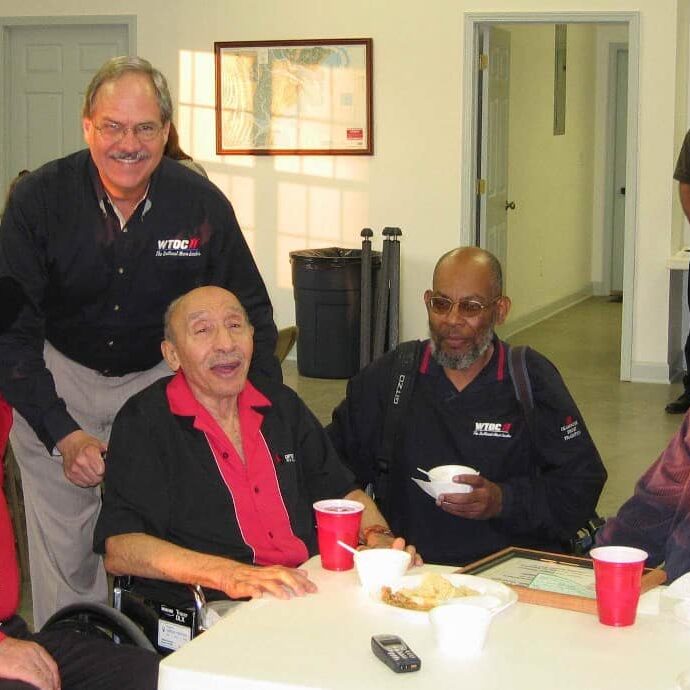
430, 328, 494, 370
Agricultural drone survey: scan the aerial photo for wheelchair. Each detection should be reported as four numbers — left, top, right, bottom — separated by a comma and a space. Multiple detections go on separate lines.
42, 577, 238, 656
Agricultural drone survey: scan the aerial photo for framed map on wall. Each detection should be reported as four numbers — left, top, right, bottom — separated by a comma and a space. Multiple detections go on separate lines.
214, 38, 373, 155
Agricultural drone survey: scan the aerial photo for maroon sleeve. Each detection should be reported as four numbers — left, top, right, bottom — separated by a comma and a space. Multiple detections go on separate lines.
0, 396, 20, 627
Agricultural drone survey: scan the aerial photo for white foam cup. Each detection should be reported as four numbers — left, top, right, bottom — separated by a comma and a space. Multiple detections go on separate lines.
429, 602, 492, 656
427, 465, 479, 483
354, 549, 411, 594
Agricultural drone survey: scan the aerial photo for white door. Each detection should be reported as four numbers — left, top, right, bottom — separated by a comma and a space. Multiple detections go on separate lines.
610, 48, 628, 294
478, 27, 511, 273
6, 23, 129, 183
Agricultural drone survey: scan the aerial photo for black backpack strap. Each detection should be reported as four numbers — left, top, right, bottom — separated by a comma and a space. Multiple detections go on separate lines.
507, 343, 602, 552
372, 340, 423, 515
507, 344, 535, 438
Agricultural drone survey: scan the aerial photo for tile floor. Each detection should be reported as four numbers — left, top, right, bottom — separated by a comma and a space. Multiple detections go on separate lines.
15, 296, 687, 628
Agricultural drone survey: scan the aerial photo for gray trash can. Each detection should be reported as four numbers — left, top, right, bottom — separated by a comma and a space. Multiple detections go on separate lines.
290, 248, 381, 379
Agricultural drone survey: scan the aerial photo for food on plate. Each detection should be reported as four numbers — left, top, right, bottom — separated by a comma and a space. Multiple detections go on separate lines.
381, 573, 479, 611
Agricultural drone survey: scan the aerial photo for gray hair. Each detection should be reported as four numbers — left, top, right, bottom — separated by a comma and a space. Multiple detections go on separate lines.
163, 294, 185, 344
82, 56, 173, 123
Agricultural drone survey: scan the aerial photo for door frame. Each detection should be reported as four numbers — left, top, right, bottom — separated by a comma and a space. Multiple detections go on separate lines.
602, 43, 629, 297
0, 15, 137, 195
461, 11, 640, 381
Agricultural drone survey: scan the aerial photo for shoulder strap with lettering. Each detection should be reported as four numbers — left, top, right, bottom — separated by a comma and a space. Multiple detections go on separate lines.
372, 340, 423, 515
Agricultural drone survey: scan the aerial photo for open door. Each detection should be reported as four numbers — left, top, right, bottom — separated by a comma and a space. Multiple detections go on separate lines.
610, 48, 628, 295
477, 26, 511, 274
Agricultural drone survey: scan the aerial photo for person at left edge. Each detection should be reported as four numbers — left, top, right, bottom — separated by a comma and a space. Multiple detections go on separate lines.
0, 55, 280, 629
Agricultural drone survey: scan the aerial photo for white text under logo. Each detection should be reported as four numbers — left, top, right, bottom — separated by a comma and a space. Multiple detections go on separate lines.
561, 416, 581, 441
155, 237, 201, 257
473, 421, 513, 438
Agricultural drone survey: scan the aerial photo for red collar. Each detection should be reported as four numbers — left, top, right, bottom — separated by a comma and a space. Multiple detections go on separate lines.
166, 370, 270, 421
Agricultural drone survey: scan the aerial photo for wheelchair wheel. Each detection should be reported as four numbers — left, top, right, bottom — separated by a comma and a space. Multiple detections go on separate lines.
41, 602, 156, 651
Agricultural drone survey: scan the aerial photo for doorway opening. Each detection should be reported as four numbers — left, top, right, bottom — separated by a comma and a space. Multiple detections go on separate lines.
461, 12, 639, 381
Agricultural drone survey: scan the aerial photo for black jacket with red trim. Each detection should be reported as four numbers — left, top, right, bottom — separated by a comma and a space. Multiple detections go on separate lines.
326, 337, 607, 566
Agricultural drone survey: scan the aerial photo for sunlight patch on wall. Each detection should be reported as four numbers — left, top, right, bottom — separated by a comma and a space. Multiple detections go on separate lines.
308, 186, 341, 241
210, 171, 256, 253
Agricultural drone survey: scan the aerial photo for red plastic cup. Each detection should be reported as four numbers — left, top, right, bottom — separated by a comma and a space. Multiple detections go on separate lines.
313, 499, 364, 571
590, 546, 648, 626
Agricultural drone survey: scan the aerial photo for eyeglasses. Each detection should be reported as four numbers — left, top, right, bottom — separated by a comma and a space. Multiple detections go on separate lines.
428, 295, 501, 317
94, 121, 164, 143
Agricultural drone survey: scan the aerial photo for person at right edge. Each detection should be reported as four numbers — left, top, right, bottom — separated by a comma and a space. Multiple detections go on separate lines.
327, 247, 608, 566
667, 130, 690, 413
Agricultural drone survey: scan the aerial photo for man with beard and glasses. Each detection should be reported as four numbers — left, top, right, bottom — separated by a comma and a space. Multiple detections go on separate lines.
327, 247, 607, 566
94, 286, 418, 614
0, 56, 280, 628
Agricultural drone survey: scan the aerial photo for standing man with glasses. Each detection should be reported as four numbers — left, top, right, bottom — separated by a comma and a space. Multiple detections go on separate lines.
0, 56, 280, 628
327, 247, 606, 566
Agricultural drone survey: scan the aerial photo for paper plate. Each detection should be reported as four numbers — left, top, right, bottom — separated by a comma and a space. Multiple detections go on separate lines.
411, 477, 473, 500
373, 572, 517, 618
668, 572, 690, 600
674, 600, 690, 627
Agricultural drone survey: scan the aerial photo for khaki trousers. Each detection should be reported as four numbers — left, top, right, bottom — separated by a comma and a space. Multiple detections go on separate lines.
10, 342, 171, 629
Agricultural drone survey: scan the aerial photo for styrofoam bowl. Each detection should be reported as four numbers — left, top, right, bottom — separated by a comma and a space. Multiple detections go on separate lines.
427, 464, 479, 483
354, 549, 411, 594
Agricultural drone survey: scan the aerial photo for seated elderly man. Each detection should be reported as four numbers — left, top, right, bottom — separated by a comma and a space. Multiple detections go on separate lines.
596, 413, 690, 582
327, 247, 607, 566
94, 286, 415, 606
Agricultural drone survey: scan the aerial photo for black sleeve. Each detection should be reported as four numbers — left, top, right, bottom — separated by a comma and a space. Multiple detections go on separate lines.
207, 193, 281, 383
290, 390, 358, 502
93, 398, 170, 553
325, 354, 393, 489
0, 174, 80, 450
498, 350, 608, 541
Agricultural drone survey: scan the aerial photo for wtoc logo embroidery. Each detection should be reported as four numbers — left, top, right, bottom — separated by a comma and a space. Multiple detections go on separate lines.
561, 416, 581, 441
155, 237, 202, 257
473, 421, 513, 438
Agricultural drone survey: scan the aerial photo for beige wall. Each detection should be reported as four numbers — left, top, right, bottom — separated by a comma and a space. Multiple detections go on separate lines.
502, 23, 596, 327
0, 0, 686, 381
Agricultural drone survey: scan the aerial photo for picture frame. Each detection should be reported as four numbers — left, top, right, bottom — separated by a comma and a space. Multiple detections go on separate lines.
458, 547, 667, 615
214, 38, 373, 155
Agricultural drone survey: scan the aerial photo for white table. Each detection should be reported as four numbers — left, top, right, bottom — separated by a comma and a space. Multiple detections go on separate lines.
158, 557, 690, 690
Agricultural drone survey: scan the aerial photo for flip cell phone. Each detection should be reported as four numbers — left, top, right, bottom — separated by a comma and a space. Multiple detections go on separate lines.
371, 634, 421, 673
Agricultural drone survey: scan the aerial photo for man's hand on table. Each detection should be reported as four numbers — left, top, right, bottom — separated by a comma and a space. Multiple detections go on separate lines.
218, 563, 318, 600
57, 430, 106, 487
0, 637, 60, 690
437, 474, 502, 519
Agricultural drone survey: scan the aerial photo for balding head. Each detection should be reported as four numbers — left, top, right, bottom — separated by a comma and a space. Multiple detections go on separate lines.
432, 247, 503, 298
164, 286, 251, 345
